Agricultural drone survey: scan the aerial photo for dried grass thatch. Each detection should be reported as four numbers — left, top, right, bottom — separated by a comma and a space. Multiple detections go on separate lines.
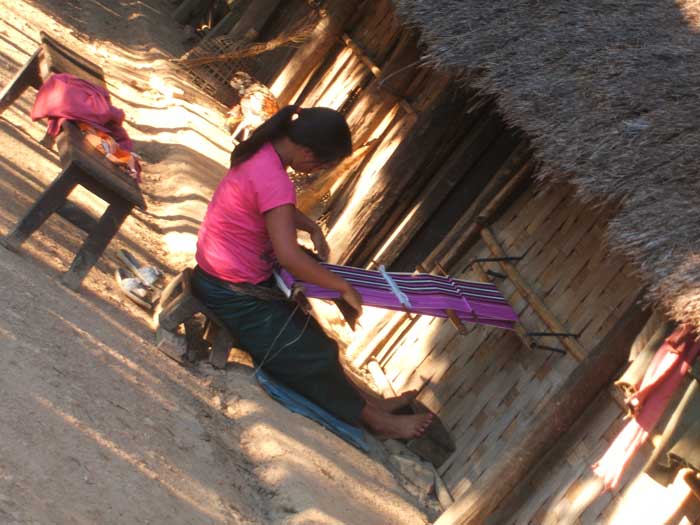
394, 0, 700, 327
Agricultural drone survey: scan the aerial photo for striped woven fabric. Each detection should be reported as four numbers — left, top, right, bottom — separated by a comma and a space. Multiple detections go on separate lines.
277, 263, 518, 330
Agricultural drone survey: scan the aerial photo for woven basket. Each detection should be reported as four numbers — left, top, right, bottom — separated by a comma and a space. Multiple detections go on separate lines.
177, 36, 260, 106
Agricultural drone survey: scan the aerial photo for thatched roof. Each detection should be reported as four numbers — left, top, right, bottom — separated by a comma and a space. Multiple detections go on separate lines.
393, 1, 700, 328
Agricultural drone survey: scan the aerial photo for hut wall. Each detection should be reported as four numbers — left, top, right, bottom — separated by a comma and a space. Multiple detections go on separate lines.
375, 181, 644, 501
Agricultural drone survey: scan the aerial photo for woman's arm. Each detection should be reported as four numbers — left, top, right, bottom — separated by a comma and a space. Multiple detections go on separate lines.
266, 204, 362, 313
293, 208, 329, 260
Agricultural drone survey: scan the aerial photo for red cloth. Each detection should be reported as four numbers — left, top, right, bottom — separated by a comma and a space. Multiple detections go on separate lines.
592, 325, 700, 490
31, 73, 133, 150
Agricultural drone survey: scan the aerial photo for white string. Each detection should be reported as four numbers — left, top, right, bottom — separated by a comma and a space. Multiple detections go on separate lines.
253, 303, 312, 376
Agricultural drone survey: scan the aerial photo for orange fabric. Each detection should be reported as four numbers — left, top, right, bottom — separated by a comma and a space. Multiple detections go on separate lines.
78, 122, 141, 182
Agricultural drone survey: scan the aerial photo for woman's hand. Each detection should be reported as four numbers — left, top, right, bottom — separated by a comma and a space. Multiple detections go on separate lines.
310, 226, 330, 261
340, 282, 363, 316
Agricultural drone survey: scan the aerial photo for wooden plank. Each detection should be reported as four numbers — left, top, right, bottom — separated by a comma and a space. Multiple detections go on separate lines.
346, 0, 401, 66
423, 148, 533, 274
300, 46, 355, 108
340, 83, 477, 266
327, 85, 463, 264
40, 32, 105, 85
201, 0, 252, 42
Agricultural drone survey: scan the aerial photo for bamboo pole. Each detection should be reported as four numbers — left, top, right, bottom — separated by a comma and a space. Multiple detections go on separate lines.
433, 263, 469, 336
479, 225, 586, 362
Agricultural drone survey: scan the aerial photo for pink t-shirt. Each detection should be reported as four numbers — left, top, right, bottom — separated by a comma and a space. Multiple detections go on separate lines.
195, 143, 296, 283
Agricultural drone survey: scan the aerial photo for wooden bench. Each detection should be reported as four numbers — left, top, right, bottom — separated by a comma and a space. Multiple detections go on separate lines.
157, 268, 236, 368
0, 32, 146, 290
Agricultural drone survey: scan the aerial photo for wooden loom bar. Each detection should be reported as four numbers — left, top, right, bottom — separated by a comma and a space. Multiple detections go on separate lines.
418, 263, 468, 335
478, 225, 586, 362
470, 261, 534, 350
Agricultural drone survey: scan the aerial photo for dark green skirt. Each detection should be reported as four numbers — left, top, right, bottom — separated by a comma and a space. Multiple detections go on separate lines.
191, 266, 365, 424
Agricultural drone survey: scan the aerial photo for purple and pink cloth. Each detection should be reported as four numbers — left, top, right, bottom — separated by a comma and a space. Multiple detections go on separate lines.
277, 263, 519, 330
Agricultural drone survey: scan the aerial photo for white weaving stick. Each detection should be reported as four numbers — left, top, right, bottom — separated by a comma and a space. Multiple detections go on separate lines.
379, 265, 412, 310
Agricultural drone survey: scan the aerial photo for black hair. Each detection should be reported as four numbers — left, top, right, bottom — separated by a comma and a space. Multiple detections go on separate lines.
230, 105, 353, 168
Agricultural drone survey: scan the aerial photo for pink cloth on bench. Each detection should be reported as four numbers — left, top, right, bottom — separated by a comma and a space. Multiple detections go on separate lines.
592, 325, 700, 490
31, 73, 133, 150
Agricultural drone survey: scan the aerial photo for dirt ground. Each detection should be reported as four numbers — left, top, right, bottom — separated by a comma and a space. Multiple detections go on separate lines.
0, 1, 436, 523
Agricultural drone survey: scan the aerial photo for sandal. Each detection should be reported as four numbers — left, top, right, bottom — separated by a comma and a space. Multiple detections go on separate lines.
117, 248, 163, 287
115, 268, 156, 310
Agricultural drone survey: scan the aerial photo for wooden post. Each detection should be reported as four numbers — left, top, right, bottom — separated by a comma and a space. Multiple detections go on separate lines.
270, 1, 357, 106
479, 224, 586, 362
226, 0, 284, 43
174, 0, 211, 25
434, 294, 650, 525
201, 0, 252, 43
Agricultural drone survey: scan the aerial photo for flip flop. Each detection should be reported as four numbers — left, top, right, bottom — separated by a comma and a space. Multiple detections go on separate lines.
115, 268, 155, 310
117, 248, 163, 287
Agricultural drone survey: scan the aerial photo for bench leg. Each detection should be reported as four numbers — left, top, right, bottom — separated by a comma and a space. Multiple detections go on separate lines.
61, 198, 132, 290
208, 324, 234, 369
0, 47, 41, 115
1, 164, 79, 252
158, 295, 205, 332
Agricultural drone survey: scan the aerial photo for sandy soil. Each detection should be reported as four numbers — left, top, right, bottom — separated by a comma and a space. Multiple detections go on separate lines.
0, 1, 436, 524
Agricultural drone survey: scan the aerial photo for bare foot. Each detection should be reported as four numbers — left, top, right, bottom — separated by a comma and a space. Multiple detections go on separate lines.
366, 389, 419, 413
360, 404, 433, 439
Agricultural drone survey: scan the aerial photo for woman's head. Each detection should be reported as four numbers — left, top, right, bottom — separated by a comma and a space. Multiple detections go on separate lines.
230, 105, 352, 170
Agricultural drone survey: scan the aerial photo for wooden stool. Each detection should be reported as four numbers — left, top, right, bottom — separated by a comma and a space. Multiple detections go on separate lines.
0, 32, 145, 290
157, 268, 236, 368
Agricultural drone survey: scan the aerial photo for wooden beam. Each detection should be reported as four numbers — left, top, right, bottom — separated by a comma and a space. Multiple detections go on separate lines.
434, 293, 650, 525
479, 225, 586, 362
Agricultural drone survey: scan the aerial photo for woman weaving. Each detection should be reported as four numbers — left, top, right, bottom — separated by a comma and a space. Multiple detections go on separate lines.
192, 105, 433, 439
